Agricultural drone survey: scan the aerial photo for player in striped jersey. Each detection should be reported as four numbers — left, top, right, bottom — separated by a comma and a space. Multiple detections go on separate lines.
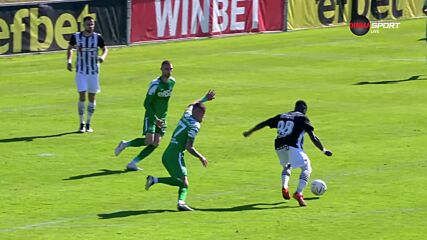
67, 16, 108, 133
145, 90, 215, 211
243, 100, 333, 207
114, 61, 176, 171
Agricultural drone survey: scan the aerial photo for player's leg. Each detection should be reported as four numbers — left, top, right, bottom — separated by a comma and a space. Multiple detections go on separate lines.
85, 74, 100, 132
86, 92, 96, 132
289, 147, 311, 207
126, 134, 156, 171
75, 73, 88, 133
127, 116, 153, 147
146, 151, 186, 188
281, 163, 292, 200
146, 152, 192, 211
125, 118, 155, 170
276, 147, 292, 200
78, 92, 86, 132
127, 126, 164, 170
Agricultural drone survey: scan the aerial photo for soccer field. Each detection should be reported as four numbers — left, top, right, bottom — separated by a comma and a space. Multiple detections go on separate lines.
1, 19, 427, 239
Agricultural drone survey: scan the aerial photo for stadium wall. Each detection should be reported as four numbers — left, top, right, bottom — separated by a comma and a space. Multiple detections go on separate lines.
0, 0, 127, 54
287, 0, 426, 30
129, 0, 284, 43
1, 0, 425, 55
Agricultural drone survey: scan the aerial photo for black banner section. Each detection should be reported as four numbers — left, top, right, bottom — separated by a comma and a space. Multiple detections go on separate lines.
0, 0, 127, 55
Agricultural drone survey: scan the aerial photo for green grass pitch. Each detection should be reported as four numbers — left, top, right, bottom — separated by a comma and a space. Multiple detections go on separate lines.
1, 19, 427, 239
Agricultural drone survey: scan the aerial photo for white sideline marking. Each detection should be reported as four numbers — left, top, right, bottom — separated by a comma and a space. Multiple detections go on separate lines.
0, 217, 85, 232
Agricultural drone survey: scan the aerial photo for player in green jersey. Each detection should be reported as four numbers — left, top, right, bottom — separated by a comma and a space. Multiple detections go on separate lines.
145, 90, 216, 211
114, 60, 176, 171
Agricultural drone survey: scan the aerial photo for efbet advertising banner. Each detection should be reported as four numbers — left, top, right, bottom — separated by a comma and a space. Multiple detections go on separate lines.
0, 0, 127, 55
130, 0, 284, 43
287, 0, 426, 30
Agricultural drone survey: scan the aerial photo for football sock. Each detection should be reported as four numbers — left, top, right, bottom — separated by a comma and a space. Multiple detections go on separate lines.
296, 169, 310, 193
282, 166, 291, 189
78, 101, 85, 124
86, 101, 96, 124
178, 187, 188, 202
132, 145, 157, 163
128, 138, 146, 147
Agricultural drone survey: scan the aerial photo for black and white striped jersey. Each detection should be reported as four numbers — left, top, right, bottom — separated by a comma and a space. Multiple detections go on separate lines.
264, 111, 314, 150
69, 32, 105, 75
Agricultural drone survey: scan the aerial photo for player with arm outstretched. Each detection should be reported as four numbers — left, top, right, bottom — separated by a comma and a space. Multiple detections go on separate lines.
114, 60, 175, 171
243, 100, 332, 207
145, 90, 215, 211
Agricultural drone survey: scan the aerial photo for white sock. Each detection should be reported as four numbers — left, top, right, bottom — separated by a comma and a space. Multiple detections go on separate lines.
86, 101, 96, 124
282, 175, 290, 189
153, 177, 158, 183
282, 165, 291, 189
178, 200, 186, 205
78, 101, 85, 124
296, 169, 310, 193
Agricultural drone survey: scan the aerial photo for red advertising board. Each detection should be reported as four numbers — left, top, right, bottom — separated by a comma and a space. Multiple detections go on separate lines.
130, 0, 284, 42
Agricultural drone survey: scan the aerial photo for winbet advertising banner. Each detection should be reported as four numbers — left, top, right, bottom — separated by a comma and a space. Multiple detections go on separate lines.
0, 0, 127, 55
287, 0, 425, 30
130, 0, 284, 43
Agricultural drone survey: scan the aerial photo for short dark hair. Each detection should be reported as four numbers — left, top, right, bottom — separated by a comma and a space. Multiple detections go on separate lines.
83, 16, 94, 22
161, 60, 171, 67
193, 102, 206, 113
294, 100, 307, 110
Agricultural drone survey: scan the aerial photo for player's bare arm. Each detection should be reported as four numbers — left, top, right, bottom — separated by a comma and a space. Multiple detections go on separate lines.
98, 46, 108, 63
189, 90, 216, 107
66, 44, 74, 72
307, 131, 333, 156
185, 139, 208, 167
243, 120, 269, 137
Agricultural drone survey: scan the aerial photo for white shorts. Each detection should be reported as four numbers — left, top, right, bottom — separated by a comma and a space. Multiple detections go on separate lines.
75, 73, 100, 93
276, 146, 311, 171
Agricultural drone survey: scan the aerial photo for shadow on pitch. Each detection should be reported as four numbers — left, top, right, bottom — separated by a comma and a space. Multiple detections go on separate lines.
417, 38, 426, 41
97, 202, 301, 219
98, 209, 175, 219
192, 202, 299, 212
0, 131, 79, 143
63, 169, 132, 181
304, 197, 320, 200
353, 75, 427, 85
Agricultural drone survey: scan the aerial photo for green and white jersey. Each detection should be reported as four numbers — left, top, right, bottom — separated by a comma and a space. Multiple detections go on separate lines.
167, 105, 201, 152
144, 77, 176, 120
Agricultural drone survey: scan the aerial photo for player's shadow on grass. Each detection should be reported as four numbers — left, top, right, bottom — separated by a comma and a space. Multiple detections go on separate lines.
418, 38, 426, 41
97, 202, 303, 219
63, 169, 131, 180
353, 75, 427, 85
0, 131, 79, 143
192, 202, 300, 212
98, 209, 175, 219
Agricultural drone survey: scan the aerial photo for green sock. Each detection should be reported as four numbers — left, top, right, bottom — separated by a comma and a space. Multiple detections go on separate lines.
178, 187, 188, 201
157, 177, 184, 187
132, 145, 156, 163
128, 138, 146, 147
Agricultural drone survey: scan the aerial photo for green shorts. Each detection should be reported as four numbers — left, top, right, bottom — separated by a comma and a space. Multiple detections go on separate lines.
143, 116, 166, 136
162, 149, 187, 179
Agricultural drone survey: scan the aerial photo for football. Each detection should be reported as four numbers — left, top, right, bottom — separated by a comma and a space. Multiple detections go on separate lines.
311, 179, 327, 196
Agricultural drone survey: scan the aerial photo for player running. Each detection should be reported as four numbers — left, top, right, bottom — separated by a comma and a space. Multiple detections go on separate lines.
145, 90, 216, 211
243, 100, 333, 207
114, 60, 175, 171
67, 16, 108, 133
